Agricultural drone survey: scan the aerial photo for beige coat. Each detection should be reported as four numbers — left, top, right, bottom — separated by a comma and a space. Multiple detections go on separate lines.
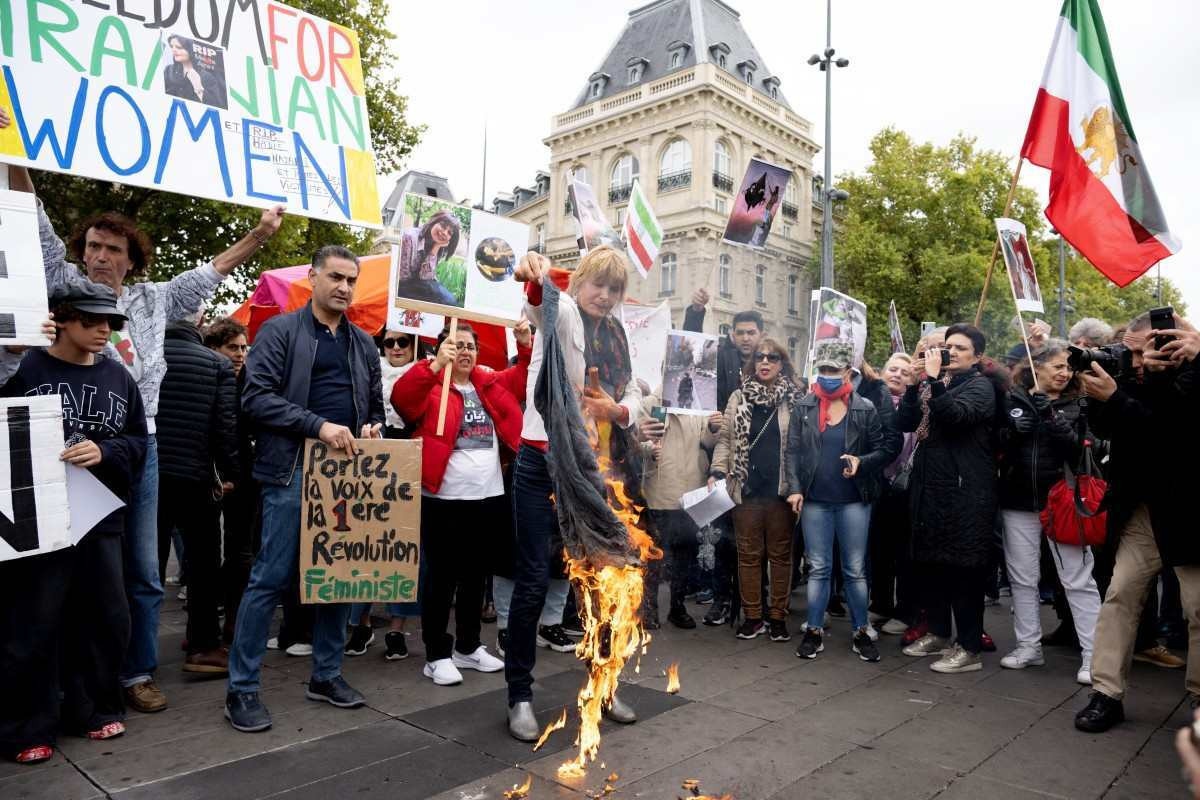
638, 393, 718, 510
710, 388, 793, 504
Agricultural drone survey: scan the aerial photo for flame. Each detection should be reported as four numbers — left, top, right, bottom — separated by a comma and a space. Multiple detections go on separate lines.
681, 779, 733, 799
502, 774, 532, 799
665, 662, 680, 694
532, 707, 568, 752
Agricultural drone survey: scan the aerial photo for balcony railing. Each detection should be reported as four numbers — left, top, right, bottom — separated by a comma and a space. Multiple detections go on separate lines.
782, 202, 798, 220
608, 183, 633, 204
712, 171, 734, 193
658, 169, 692, 193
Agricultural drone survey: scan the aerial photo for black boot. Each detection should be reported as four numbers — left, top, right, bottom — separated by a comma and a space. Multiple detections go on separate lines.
1042, 623, 1080, 648
667, 604, 696, 629
1074, 692, 1125, 733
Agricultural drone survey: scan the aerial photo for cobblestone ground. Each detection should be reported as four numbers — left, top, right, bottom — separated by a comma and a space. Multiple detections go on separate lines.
3, 590, 1191, 799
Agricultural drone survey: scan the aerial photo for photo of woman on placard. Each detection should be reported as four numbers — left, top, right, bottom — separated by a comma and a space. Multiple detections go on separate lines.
396, 209, 465, 307
162, 34, 228, 109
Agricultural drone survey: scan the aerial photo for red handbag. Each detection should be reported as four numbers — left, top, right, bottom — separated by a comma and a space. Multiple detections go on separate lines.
1040, 438, 1107, 548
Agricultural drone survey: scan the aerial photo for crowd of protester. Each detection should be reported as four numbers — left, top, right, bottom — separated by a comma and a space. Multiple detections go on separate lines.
1, 165, 1199, 765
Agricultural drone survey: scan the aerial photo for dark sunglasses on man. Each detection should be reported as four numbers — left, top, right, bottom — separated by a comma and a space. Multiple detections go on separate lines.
754, 351, 782, 363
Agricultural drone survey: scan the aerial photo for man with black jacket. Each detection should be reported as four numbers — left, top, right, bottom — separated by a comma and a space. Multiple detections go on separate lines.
1075, 314, 1200, 732
225, 245, 385, 733
156, 317, 239, 675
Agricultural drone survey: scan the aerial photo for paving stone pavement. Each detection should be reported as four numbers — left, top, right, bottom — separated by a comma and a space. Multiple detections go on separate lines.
1, 591, 1191, 799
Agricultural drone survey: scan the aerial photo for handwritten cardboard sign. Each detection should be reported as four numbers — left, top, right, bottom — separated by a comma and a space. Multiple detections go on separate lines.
299, 438, 421, 605
0, 189, 51, 346
0, 0, 380, 227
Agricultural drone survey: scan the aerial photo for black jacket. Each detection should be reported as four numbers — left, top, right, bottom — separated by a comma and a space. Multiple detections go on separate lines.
854, 375, 903, 470
786, 392, 889, 504
242, 303, 385, 486
683, 304, 745, 413
897, 368, 998, 568
157, 322, 239, 485
998, 389, 1083, 512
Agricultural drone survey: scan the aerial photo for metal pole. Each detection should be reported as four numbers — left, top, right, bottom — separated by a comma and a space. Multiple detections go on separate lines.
1057, 234, 1067, 336
820, 0, 834, 289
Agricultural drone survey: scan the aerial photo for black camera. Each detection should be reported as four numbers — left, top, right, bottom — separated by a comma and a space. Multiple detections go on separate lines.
1067, 342, 1133, 380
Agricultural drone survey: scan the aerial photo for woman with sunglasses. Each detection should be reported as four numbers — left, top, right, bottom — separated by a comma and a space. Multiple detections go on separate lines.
709, 338, 800, 641
379, 330, 420, 439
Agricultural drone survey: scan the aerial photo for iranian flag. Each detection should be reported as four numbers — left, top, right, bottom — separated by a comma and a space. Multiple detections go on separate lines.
1021, 0, 1180, 287
623, 179, 662, 278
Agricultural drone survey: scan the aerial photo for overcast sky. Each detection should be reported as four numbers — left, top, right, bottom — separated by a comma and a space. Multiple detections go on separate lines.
384, 0, 1200, 313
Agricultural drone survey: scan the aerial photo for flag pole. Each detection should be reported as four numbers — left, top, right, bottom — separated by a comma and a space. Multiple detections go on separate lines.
974, 158, 1025, 327
1015, 312, 1042, 394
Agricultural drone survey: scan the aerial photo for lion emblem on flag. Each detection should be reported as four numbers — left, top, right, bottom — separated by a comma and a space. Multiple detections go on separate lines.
1077, 106, 1138, 178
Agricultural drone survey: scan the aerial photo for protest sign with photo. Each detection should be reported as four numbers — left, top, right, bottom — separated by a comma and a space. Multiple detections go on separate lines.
620, 301, 671, 395
888, 300, 906, 356
0, 396, 70, 561
299, 438, 421, 605
0, 1, 381, 227
663, 330, 719, 415
569, 180, 622, 254
996, 218, 1045, 314
386, 304, 444, 339
807, 287, 868, 371
722, 157, 792, 249
0, 189, 51, 346
388, 193, 528, 325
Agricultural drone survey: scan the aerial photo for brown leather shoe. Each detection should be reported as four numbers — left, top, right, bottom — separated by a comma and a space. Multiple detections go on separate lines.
125, 681, 168, 713
183, 648, 230, 675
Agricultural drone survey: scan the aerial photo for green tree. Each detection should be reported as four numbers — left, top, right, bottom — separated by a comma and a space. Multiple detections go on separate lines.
834, 128, 1184, 365
36, 0, 423, 308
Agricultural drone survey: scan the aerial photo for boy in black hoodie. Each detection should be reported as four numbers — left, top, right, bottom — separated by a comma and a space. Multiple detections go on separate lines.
0, 283, 146, 764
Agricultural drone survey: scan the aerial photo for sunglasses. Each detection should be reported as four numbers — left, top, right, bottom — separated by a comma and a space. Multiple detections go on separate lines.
382, 337, 413, 349
79, 312, 125, 332
754, 352, 782, 364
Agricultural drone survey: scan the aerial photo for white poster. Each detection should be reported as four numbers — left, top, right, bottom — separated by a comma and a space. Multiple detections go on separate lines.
888, 300, 906, 356
809, 286, 868, 370
0, 396, 70, 561
662, 330, 719, 415
0, 190, 51, 346
620, 301, 671, 395
569, 180, 622, 254
996, 218, 1045, 314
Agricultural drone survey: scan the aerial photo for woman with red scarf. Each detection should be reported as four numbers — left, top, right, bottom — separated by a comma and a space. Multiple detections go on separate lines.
785, 344, 889, 662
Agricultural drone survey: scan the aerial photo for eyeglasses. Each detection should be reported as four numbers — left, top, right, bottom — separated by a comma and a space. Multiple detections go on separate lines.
754, 352, 782, 364
455, 342, 478, 352
382, 337, 413, 349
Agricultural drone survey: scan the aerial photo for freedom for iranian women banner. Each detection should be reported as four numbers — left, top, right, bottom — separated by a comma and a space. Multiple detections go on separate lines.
0, 0, 381, 227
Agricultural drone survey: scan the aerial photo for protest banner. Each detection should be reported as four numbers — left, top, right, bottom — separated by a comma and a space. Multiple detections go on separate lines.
0, 396, 70, 561
569, 179, 622, 254
620, 301, 670, 395
387, 304, 444, 339
722, 157, 792, 249
0, 1, 381, 227
300, 438, 421, 605
888, 300, 906, 356
996, 218, 1045, 314
0, 189, 51, 346
808, 287, 867, 370
663, 330, 719, 415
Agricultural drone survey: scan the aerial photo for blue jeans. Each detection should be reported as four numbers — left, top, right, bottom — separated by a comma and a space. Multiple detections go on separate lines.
121, 435, 163, 686
228, 470, 351, 693
802, 501, 872, 632
493, 575, 569, 629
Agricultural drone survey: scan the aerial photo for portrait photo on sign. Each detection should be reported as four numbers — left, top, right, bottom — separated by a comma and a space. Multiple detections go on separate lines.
809, 287, 868, 371
569, 180, 622, 253
662, 330, 720, 415
722, 157, 793, 248
162, 34, 228, 109
995, 217, 1045, 313
463, 210, 528, 323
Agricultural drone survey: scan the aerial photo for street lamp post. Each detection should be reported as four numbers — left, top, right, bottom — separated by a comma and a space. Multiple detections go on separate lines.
809, 0, 849, 289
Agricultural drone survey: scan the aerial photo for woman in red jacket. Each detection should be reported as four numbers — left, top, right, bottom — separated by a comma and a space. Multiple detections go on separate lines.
391, 320, 532, 686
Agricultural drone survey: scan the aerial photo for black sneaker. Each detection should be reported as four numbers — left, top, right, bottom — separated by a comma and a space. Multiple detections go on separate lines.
853, 630, 881, 662
344, 624, 375, 656
497, 629, 509, 657
667, 607, 697, 629
225, 691, 271, 732
560, 620, 585, 638
305, 676, 365, 708
768, 619, 791, 642
1041, 623, 1080, 649
796, 629, 824, 659
736, 618, 765, 639
703, 601, 731, 627
1074, 692, 1124, 733
384, 631, 408, 661
537, 625, 575, 652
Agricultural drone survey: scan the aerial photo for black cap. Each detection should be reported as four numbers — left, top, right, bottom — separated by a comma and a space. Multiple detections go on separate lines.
49, 281, 127, 320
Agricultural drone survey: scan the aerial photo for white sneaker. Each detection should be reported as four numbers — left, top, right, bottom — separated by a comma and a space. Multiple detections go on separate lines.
1000, 644, 1045, 670
423, 658, 464, 686
880, 618, 909, 636
1077, 655, 1093, 686
285, 642, 313, 657
865, 624, 880, 642
452, 646, 504, 673
267, 637, 279, 650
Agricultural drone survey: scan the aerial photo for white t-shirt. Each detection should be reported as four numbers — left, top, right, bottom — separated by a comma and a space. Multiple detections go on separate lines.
433, 382, 504, 500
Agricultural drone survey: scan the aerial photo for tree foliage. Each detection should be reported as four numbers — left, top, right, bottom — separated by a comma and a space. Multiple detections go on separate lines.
36, 0, 423, 308
834, 129, 1183, 365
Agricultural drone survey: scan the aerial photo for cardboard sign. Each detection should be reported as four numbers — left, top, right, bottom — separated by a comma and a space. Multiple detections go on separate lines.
806, 286, 867, 373
0, 190, 51, 346
299, 438, 421, 605
996, 218, 1045, 314
0, 1, 380, 227
0, 396, 70, 561
620, 301, 670, 395
388, 193, 528, 325
723, 157, 793, 249
663, 330, 719, 415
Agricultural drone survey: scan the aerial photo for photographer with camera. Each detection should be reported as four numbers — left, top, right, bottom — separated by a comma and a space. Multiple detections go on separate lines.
1074, 311, 1200, 733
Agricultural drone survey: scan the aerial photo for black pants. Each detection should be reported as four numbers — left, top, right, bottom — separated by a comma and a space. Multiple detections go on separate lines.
924, 562, 986, 654
710, 512, 737, 605
869, 489, 913, 621
0, 531, 128, 754
221, 478, 259, 641
506, 445, 556, 704
158, 475, 223, 654
643, 509, 701, 615
420, 495, 504, 661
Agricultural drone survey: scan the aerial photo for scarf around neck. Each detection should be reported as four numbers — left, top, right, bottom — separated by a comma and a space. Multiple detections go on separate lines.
729, 375, 797, 489
582, 311, 632, 400
811, 380, 854, 432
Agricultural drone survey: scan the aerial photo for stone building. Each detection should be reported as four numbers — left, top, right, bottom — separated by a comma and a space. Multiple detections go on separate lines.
493, 0, 821, 363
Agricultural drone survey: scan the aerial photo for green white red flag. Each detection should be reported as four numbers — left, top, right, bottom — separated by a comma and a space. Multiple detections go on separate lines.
624, 179, 662, 278
1021, 0, 1180, 287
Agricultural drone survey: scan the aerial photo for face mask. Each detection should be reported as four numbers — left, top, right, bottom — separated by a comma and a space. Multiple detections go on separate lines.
816, 375, 844, 393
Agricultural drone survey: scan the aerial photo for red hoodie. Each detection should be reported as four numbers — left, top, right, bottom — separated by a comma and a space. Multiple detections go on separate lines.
391, 345, 531, 494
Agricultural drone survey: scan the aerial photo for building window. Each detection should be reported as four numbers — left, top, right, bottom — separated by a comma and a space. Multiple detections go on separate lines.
788, 336, 799, 364
659, 138, 692, 192
536, 223, 545, 252
671, 51, 682, 68
744, 70, 754, 84
782, 224, 792, 239
617, 207, 627, 227
755, 264, 766, 305
660, 253, 677, 296
718, 254, 731, 297
627, 65, 642, 84
590, 81, 603, 99
769, 86, 778, 99
713, 139, 732, 191
719, 323, 731, 338
609, 154, 639, 203
788, 275, 798, 314
714, 196, 727, 214
718, 54, 727, 68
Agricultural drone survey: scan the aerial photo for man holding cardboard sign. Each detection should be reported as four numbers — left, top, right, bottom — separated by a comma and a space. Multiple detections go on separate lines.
226, 245, 384, 733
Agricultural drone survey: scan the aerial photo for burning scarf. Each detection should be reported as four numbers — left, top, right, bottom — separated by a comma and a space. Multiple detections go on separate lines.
582, 312, 632, 400
729, 375, 797, 490
810, 380, 853, 432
